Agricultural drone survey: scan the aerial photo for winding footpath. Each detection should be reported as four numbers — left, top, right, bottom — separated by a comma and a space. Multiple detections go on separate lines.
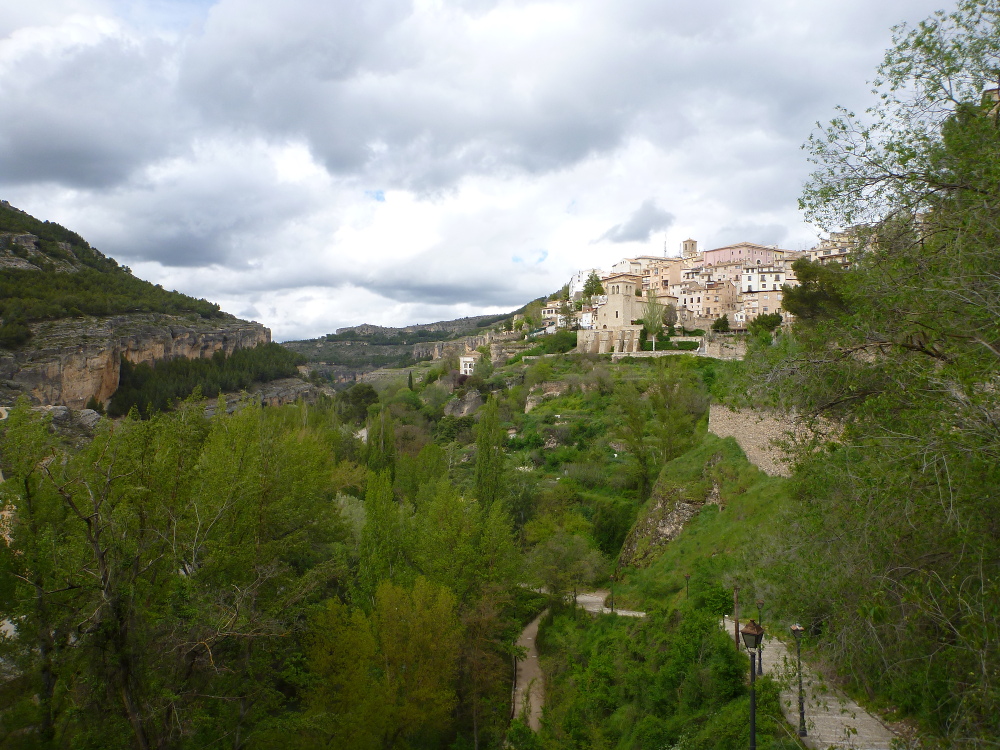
513, 593, 646, 732
513, 611, 546, 730
722, 617, 901, 750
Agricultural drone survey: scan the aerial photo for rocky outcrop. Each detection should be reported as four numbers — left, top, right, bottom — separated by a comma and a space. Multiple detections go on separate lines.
444, 389, 483, 417
618, 453, 725, 569
0, 314, 269, 409
524, 380, 572, 412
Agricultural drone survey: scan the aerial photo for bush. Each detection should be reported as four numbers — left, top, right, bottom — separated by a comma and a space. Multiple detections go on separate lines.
0, 318, 32, 348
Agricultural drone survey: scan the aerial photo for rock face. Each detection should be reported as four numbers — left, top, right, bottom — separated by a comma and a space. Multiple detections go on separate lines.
618, 453, 725, 569
0, 314, 270, 409
444, 389, 483, 417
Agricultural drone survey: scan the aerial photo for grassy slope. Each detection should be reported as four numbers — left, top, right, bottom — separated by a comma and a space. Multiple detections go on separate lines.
617, 433, 792, 612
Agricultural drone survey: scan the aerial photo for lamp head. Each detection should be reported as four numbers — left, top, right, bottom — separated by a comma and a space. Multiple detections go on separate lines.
790, 623, 804, 641
740, 619, 765, 651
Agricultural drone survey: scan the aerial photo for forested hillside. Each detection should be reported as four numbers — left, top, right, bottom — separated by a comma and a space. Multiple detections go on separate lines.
2, 346, 799, 749
0, 202, 223, 348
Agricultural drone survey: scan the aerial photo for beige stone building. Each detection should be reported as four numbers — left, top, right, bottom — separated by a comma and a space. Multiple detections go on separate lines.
808, 230, 857, 267
596, 273, 643, 329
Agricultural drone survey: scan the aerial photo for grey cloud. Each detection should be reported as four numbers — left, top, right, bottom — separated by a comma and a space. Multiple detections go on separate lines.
0, 31, 189, 188
1, 0, 948, 195
597, 199, 674, 244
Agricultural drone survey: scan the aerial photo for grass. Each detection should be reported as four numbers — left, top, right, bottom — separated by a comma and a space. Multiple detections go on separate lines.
612, 433, 792, 612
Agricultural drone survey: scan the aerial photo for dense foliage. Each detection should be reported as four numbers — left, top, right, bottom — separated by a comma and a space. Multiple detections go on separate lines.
107, 343, 307, 416
530, 606, 791, 750
733, 2, 1000, 743
0, 267, 223, 326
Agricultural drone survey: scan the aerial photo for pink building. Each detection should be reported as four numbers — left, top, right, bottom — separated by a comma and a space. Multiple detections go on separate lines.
703, 241, 788, 267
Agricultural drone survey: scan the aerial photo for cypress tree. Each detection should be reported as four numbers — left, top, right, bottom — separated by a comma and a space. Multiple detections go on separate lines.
473, 396, 506, 509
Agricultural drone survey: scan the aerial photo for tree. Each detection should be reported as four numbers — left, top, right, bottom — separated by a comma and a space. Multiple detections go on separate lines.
747, 312, 781, 336
527, 532, 606, 607
663, 303, 678, 331
474, 396, 506, 509
711, 314, 730, 332
780, 259, 847, 320
582, 271, 604, 302
305, 578, 461, 749
642, 290, 665, 342
742, 3, 1000, 740
614, 383, 654, 498
366, 406, 396, 477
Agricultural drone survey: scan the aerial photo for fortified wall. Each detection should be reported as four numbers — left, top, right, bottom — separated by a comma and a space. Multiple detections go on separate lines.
707, 403, 797, 477
575, 326, 644, 354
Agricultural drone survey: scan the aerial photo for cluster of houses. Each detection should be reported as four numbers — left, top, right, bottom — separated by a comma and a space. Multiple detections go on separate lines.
516, 234, 855, 354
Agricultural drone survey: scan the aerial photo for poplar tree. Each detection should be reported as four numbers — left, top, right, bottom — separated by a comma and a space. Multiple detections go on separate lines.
473, 395, 506, 509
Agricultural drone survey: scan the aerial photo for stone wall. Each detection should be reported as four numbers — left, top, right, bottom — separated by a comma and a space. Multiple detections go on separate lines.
703, 335, 746, 360
576, 326, 643, 354
707, 403, 795, 477
0, 314, 270, 408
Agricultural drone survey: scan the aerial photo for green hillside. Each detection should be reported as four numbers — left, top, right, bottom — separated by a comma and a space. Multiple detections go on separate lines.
0, 201, 224, 347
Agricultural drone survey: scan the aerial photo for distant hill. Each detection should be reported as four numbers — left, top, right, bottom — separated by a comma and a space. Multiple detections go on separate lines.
283, 313, 514, 377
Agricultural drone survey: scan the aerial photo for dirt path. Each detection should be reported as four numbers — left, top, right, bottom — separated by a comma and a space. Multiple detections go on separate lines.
513, 610, 546, 731
575, 589, 646, 618
722, 617, 900, 749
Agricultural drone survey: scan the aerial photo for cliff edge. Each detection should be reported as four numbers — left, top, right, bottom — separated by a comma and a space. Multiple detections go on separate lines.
0, 313, 270, 408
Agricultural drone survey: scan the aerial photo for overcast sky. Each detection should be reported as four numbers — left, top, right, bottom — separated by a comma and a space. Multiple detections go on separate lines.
0, 0, 947, 340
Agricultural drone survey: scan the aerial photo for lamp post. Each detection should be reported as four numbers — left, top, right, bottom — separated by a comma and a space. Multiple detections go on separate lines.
740, 620, 765, 750
684, 573, 690, 600
756, 599, 764, 676
790, 624, 807, 737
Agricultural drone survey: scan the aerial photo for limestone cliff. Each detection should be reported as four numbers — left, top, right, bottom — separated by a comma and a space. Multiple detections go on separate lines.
0, 313, 270, 408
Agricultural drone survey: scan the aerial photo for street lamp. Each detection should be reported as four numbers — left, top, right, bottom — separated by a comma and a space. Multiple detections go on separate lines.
684, 573, 691, 600
790, 624, 807, 737
740, 620, 764, 750
756, 599, 765, 676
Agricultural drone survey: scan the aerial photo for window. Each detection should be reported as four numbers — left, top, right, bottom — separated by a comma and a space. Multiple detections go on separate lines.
615, 310, 619, 318
763, 307, 769, 312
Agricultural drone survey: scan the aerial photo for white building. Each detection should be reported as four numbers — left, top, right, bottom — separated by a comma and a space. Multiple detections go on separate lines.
459, 353, 481, 376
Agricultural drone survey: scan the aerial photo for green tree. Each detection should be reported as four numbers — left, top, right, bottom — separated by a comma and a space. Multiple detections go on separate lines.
643, 289, 665, 343
614, 383, 654, 498
743, 3, 1000, 740
711, 314, 730, 332
582, 271, 604, 302
366, 406, 396, 477
304, 578, 461, 749
747, 312, 781, 336
527, 531, 606, 607
473, 395, 506, 509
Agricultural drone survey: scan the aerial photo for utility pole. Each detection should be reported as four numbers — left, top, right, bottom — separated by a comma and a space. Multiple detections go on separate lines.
733, 585, 740, 648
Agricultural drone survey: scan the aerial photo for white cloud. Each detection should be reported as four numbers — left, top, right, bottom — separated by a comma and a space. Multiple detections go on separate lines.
0, 0, 948, 339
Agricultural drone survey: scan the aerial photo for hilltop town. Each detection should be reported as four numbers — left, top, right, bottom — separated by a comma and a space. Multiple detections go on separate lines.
522, 233, 854, 353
